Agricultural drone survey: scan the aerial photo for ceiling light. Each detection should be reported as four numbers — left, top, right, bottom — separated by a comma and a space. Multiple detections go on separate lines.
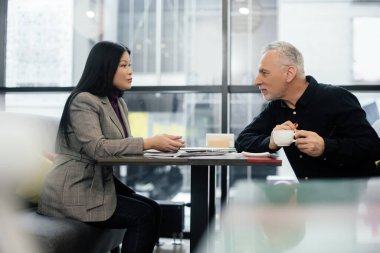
239, 7, 250, 15
86, 10, 95, 19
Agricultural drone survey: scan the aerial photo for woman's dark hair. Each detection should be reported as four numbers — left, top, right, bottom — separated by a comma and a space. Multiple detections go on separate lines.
58, 41, 130, 147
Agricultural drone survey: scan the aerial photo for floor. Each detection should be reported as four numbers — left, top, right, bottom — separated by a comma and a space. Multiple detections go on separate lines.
153, 238, 190, 253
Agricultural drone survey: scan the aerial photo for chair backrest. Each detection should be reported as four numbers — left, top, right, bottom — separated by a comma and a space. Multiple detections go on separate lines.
0, 112, 60, 181
372, 118, 380, 137
0, 111, 60, 153
363, 101, 380, 125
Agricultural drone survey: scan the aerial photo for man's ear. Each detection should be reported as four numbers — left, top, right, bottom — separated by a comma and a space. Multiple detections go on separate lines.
286, 65, 297, 82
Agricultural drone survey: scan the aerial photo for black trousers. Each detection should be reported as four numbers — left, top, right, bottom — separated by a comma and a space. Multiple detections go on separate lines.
87, 178, 161, 253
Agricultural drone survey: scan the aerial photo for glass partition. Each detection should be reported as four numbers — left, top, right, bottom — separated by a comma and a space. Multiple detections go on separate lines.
231, 0, 380, 86
124, 92, 222, 146
5, 0, 222, 87
6, 0, 74, 87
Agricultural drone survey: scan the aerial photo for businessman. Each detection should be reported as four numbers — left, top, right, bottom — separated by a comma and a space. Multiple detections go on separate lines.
236, 41, 380, 179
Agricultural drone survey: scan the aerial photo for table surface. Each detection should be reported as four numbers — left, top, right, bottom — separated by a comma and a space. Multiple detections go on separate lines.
196, 178, 380, 253
97, 152, 282, 166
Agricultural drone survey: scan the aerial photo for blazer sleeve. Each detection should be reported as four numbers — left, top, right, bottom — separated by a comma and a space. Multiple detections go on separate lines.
69, 92, 144, 159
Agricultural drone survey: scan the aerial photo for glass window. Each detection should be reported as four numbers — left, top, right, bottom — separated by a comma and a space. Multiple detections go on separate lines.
353, 17, 380, 83
119, 0, 222, 86
231, 0, 277, 85
230, 93, 266, 136
5, 0, 222, 88
124, 92, 222, 146
278, 0, 380, 85
231, 0, 380, 86
6, 0, 74, 87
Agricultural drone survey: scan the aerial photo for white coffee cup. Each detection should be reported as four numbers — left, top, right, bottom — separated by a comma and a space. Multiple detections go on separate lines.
272, 130, 295, 147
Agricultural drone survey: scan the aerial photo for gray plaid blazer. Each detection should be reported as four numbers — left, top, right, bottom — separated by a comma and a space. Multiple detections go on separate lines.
38, 92, 143, 222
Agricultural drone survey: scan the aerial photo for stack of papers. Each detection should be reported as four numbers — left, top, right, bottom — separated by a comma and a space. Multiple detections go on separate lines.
241, 151, 273, 158
180, 147, 237, 152
143, 147, 236, 158
240, 151, 281, 165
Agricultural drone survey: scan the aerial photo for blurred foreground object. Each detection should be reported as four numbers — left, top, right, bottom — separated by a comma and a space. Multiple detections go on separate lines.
197, 178, 380, 253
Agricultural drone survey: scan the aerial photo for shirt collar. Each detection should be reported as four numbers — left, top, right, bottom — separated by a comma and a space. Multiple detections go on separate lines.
280, 75, 318, 108
296, 75, 318, 108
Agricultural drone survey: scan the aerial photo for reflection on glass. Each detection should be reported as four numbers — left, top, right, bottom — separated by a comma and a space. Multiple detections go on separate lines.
197, 179, 380, 253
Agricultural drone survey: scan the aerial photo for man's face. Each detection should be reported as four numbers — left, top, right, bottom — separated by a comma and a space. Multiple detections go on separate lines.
254, 50, 289, 101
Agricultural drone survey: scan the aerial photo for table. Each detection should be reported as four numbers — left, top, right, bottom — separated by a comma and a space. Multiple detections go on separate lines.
196, 178, 380, 253
97, 153, 281, 252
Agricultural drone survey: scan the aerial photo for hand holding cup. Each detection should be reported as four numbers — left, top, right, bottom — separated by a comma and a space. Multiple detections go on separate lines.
272, 130, 295, 147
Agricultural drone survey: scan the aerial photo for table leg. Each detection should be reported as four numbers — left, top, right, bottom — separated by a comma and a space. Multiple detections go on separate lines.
209, 165, 215, 223
221, 165, 229, 205
190, 165, 210, 252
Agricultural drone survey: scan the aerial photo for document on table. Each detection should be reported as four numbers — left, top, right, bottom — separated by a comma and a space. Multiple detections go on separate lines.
241, 151, 272, 157
180, 147, 237, 153
144, 149, 227, 158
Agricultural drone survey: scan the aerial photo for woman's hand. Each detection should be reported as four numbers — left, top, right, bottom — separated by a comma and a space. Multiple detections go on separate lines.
143, 134, 186, 152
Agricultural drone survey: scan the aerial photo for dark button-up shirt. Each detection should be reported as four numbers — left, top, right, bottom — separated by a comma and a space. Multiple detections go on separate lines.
236, 76, 380, 178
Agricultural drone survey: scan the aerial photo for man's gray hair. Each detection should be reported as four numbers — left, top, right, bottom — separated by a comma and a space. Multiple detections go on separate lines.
263, 41, 305, 76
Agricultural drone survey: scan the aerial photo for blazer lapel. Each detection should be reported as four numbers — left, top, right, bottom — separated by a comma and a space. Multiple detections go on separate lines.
118, 98, 132, 137
100, 96, 125, 138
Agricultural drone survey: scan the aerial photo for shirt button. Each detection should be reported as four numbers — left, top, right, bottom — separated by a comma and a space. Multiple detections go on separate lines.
323, 157, 327, 161
305, 177, 309, 180
293, 111, 296, 115
299, 154, 303, 158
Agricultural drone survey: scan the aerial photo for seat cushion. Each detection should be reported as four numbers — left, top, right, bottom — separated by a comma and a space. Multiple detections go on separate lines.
16, 155, 54, 204
18, 210, 125, 253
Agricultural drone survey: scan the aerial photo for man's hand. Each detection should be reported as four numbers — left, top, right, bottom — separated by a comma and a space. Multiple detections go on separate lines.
294, 130, 325, 157
269, 121, 298, 150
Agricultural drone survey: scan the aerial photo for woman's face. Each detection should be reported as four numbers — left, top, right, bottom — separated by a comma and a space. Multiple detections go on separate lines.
113, 52, 133, 90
